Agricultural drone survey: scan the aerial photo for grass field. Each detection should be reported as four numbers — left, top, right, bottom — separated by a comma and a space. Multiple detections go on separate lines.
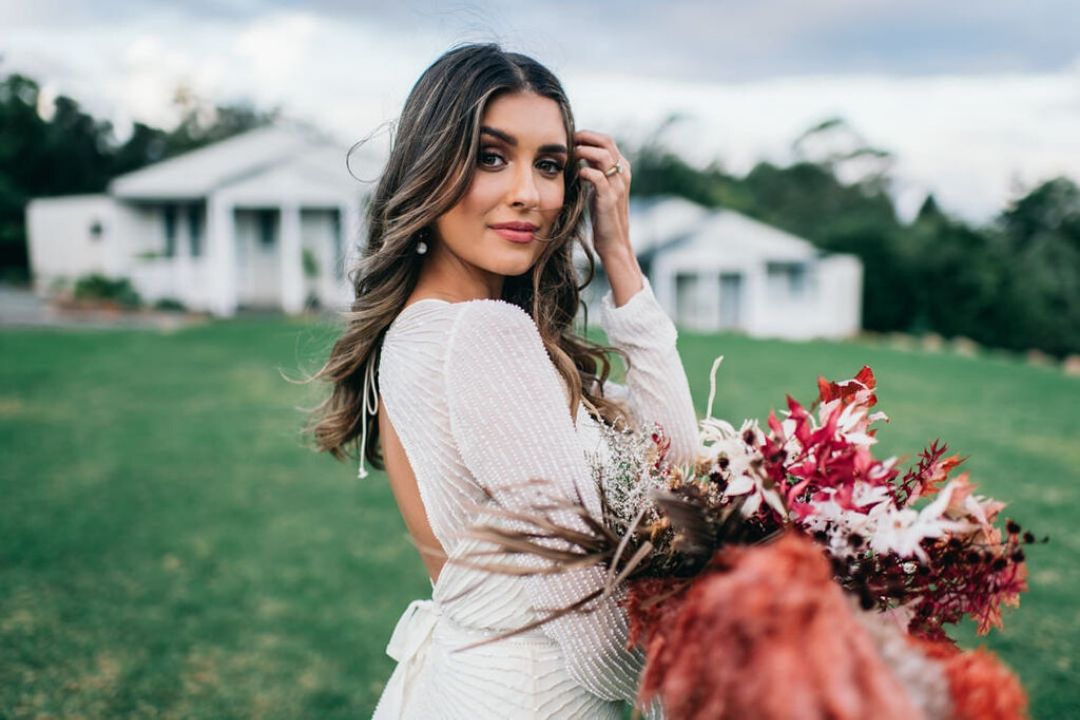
1, 315, 1077, 718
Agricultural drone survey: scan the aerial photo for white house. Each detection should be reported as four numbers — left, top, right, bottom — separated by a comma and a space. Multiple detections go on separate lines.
579, 196, 863, 340
26, 123, 377, 317
27, 129, 861, 338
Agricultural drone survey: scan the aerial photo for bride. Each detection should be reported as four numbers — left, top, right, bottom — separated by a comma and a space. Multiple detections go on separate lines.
305, 42, 699, 719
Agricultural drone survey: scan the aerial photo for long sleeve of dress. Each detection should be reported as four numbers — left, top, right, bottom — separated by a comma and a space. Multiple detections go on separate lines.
444, 299, 655, 708
597, 275, 700, 466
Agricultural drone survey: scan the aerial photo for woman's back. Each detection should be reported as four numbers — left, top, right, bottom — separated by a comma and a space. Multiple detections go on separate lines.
372, 279, 698, 718
379, 296, 622, 631
379, 297, 539, 633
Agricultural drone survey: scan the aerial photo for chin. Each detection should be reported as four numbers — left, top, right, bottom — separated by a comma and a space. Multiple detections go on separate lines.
490, 259, 537, 279
483, 248, 541, 278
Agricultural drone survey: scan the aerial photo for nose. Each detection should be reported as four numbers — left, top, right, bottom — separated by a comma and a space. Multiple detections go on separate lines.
508, 161, 541, 209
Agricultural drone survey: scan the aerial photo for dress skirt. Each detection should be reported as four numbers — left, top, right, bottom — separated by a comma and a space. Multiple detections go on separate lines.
371, 572, 626, 719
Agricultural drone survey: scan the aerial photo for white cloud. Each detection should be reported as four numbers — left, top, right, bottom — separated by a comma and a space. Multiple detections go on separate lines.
234, 12, 319, 99
564, 64, 1080, 223
3, 8, 1078, 224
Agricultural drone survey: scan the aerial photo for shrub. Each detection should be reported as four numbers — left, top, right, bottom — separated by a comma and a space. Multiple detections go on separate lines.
72, 273, 142, 308
153, 297, 186, 312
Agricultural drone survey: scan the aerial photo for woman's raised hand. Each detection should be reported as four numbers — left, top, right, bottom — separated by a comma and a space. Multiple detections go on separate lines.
575, 129, 643, 305
574, 129, 633, 261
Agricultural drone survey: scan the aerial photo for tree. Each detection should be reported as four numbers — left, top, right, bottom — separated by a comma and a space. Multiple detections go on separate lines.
993, 177, 1080, 355
0, 64, 280, 279
158, 82, 281, 158
627, 114, 1080, 353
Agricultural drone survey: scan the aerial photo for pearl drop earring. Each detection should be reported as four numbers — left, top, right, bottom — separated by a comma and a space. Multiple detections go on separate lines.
416, 229, 429, 255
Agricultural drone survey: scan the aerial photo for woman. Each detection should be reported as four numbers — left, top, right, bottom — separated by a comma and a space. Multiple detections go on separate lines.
305, 42, 699, 718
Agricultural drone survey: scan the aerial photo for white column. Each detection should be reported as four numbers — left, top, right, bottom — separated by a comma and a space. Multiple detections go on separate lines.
176, 203, 191, 306
208, 194, 237, 317
337, 200, 363, 307
280, 202, 305, 315
703, 268, 721, 332
652, 257, 676, 322
744, 263, 766, 338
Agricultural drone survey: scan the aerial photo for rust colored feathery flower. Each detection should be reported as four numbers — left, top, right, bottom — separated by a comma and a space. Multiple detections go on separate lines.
629, 532, 920, 720
909, 637, 1030, 720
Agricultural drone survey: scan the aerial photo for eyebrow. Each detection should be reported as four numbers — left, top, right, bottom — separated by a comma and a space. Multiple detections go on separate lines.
480, 126, 568, 155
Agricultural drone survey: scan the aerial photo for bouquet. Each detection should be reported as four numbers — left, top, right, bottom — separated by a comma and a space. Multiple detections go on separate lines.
454, 358, 1041, 720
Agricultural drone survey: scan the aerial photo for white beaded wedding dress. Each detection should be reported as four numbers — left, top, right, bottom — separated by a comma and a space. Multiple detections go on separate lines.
370, 276, 699, 719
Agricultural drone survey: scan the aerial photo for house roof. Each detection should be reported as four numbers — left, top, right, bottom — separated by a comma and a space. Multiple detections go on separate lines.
629, 195, 711, 254
107, 123, 382, 202
574, 195, 821, 275
658, 208, 820, 266
629, 195, 817, 263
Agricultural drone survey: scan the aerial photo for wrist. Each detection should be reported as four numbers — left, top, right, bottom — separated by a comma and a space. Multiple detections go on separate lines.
597, 242, 636, 266
601, 246, 645, 308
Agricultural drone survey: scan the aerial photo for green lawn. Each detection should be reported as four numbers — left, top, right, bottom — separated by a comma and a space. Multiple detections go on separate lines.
1, 317, 1076, 718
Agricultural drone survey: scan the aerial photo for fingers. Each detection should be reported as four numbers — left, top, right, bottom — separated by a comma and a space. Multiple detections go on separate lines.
577, 165, 617, 207
574, 130, 631, 250
575, 145, 628, 182
574, 130, 632, 182
574, 131, 632, 208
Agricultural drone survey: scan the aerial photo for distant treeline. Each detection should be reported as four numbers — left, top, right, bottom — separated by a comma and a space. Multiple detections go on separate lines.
628, 116, 1080, 358
1, 68, 1077, 356
0, 68, 278, 277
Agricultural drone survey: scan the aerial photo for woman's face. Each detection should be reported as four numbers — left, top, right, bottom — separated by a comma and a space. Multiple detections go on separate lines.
433, 90, 569, 280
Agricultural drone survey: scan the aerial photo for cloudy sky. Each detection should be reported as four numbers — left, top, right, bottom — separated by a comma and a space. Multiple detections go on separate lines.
3, 0, 1079, 223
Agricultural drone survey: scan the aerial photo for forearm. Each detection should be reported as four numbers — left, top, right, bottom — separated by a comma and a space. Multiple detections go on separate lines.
600, 245, 645, 309
598, 276, 700, 466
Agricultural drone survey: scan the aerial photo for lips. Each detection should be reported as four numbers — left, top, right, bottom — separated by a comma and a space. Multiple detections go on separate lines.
490, 221, 538, 244
490, 222, 539, 232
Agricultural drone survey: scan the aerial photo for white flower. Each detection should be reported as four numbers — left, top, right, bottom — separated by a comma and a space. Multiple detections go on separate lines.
868, 483, 975, 562
852, 481, 892, 510
867, 455, 899, 482
724, 470, 786, 518
698, 416, 738, 443
699, 418, 787, 518
799, 485, 893, 558
837, 403, 877, 445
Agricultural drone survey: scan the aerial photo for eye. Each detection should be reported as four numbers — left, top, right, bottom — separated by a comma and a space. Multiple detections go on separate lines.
478, 148, 505, 168
478, 148, 565, 176
538, 159, 565, 175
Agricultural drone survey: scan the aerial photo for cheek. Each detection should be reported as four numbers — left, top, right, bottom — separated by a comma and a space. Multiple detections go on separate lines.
543, 181, 565, 217
460, 174, 503, 215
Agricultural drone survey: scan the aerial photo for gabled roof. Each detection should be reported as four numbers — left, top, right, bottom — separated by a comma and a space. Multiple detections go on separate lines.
629, 195, 816, 262
696, 209, 817, 257
658, 208, 819, 265
629, 195, 711, 254
107, 123, 380, 201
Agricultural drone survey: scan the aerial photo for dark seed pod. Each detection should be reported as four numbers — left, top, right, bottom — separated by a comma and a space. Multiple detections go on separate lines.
858, 587, 876, 610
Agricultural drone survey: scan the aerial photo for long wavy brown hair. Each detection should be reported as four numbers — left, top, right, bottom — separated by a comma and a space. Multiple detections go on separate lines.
300, 42, 638, 474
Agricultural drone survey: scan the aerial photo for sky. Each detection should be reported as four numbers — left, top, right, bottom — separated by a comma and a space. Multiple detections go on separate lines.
3, 0, 1079, 224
